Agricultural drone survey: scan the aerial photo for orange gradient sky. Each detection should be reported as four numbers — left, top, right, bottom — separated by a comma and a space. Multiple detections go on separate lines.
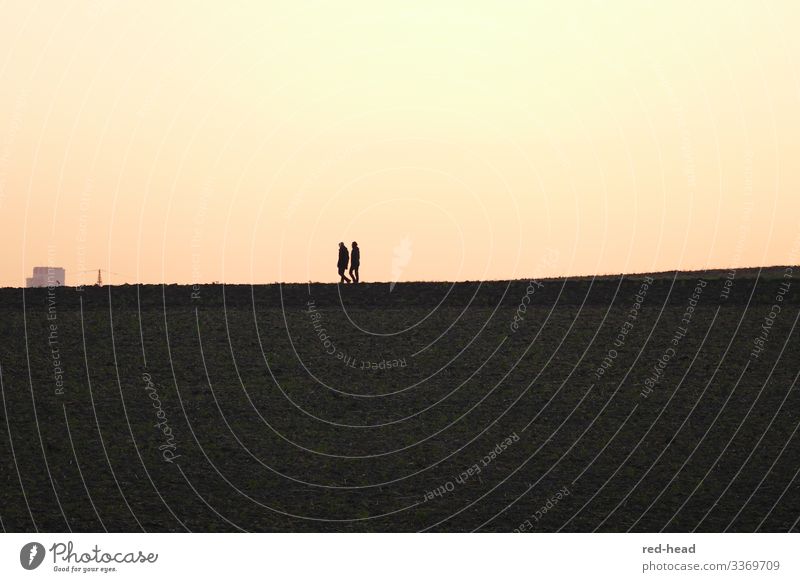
1, 1, 799, 286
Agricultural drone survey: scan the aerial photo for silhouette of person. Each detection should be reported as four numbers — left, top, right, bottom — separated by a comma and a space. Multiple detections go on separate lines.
349, 241, 360, 283
337, 242, 351, 284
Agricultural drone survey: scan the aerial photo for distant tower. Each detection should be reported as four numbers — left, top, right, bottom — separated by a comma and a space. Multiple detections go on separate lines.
96, 269, 103, 287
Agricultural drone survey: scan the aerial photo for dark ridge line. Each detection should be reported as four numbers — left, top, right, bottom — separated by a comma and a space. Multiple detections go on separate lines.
1, 264, 795, 290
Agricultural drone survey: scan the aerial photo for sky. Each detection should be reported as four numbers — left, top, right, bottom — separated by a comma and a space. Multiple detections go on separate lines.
1, 1, 799, 286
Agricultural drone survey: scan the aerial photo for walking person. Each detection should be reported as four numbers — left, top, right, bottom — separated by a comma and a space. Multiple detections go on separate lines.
337, 242, 351, 284
349, 241, 360, 283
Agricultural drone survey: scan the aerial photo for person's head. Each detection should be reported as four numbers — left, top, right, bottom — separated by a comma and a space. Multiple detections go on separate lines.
352, 241, 358, 248
339, 242, 345, 248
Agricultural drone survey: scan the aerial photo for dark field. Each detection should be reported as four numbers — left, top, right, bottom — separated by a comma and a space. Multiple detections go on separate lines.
1, 267, 798, 532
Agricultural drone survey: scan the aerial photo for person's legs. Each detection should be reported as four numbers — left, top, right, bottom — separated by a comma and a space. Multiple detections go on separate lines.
349, 266, 359, 283
339, 267, 350, 283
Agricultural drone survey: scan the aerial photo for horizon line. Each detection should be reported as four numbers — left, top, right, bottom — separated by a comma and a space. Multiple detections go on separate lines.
2, 263, 795, 290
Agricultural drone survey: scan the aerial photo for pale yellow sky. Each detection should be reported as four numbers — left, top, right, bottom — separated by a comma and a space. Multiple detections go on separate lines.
1, 1, 799, 286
